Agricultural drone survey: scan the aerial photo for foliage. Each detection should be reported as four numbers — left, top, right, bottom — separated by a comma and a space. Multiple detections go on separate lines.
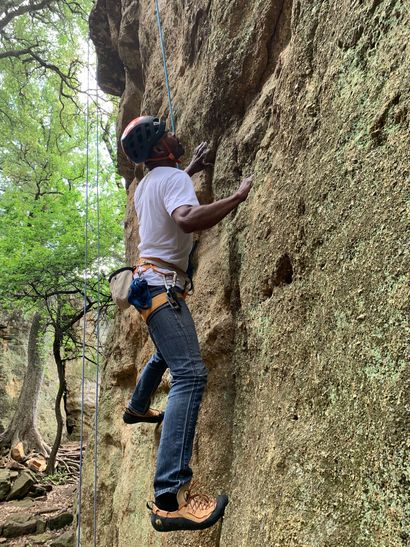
0, 0, 89, 99
0, 0, 126, 468
41, 468, 70, 485
0, 5, 126, 326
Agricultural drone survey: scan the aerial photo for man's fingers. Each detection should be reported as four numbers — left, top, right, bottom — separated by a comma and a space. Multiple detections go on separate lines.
190, 143, 214, 174
199, 146, 208, 158
236, 175, 254, 201
200, 148, 211, 160
195, 142, 207, 155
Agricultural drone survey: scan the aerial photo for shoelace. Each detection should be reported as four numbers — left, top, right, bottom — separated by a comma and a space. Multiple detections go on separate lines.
186, 492, 214, 512
182, 481, 215, 512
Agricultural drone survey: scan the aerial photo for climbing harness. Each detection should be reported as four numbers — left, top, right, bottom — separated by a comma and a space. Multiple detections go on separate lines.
138, 256, 189, 284
109, 256, 188, 320
128, 257, 187, 321
138, 291, 186, 322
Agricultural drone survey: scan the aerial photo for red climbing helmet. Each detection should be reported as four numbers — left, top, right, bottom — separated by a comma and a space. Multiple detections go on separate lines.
121, 116, 166, 164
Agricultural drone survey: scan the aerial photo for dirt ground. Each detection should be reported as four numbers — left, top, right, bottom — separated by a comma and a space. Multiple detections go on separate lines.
0, 483, 75, 546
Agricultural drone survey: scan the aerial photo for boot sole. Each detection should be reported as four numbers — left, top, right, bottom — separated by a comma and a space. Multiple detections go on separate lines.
123, 411, 164, 424
150, 495, 228, 532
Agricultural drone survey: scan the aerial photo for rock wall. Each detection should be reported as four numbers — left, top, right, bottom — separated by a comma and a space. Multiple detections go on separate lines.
84, 1, 409, 545
0, 312, 58, 443
0, 312, 28, 433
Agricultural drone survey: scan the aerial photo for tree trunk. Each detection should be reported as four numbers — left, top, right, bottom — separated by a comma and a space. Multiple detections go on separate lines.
45, 326, 65, 474
0, 312, 50, 456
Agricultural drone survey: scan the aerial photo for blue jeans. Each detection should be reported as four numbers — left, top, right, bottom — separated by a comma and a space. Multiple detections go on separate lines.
128, 286, 208, 497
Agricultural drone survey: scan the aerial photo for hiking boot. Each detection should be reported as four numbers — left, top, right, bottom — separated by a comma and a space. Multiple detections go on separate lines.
149, 482, 228, 532
123, 407, 164, 424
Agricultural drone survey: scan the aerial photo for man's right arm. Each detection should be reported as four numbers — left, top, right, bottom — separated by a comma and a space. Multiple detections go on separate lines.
172, 176, 253, 233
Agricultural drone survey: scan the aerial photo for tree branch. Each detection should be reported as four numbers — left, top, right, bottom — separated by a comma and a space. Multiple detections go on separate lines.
0, 46, 34, 60
27, 51, 79, 91
62, 301, 94, 332
0, 0, 55, 32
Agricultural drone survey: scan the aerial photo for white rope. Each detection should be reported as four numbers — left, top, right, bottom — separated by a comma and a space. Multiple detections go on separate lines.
77, 37, 101, 547
77, 36, 91, 547
92, 81, 101, 547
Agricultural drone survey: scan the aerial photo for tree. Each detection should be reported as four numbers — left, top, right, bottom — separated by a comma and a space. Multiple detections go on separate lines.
0, 100, 124, 469
0, 2, 125, 469
0, 312, 50, 456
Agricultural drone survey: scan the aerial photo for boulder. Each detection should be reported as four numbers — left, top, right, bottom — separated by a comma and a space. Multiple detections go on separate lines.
8, 496, 35, 508
29, 531, 56, 544
47, 512, 74, 530
28, 484, 47, 498
2, 514, 37, 538
36, 519, 47, 534
37, 506, 61, 514
0, 469, 11, 501
6, 470, 35, 500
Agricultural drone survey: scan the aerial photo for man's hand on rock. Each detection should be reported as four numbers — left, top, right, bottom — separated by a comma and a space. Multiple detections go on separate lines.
185, 142, 213, 176
234, 175, 253, 203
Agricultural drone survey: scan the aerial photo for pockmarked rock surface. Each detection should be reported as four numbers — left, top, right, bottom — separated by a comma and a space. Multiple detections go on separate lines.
84, 1, 409, 546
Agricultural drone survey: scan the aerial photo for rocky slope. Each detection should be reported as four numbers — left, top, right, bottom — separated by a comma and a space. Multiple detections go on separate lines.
84, 1, 409, 545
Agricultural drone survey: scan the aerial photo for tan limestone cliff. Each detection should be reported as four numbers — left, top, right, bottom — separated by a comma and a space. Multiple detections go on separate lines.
82, 1, 410, 545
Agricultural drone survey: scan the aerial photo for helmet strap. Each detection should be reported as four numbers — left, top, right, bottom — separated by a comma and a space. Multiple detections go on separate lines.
145, 140, 181, 164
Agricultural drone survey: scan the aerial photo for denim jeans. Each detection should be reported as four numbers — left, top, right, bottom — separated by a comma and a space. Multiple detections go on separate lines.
128, 286, 208, 497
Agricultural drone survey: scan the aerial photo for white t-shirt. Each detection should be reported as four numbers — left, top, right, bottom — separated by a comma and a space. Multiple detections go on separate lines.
134, 166, 199, 288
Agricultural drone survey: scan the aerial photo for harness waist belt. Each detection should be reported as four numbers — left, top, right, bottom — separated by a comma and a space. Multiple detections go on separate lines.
140, 291, 185, 322
138, 256, 188, 281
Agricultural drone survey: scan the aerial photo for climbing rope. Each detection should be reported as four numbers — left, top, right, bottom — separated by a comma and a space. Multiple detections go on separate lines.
76, 6, 178, 545
154, 0, 176, 134
77, 36, 91, 547
92, 82, 101, 547
77, 37, 101, 547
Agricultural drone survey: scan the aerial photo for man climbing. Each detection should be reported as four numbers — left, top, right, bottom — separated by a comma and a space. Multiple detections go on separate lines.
120, 115, 252, 532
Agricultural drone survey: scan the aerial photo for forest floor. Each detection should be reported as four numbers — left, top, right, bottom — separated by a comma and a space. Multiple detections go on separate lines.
0, 443, 79, 546
0, 483, 75, 546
